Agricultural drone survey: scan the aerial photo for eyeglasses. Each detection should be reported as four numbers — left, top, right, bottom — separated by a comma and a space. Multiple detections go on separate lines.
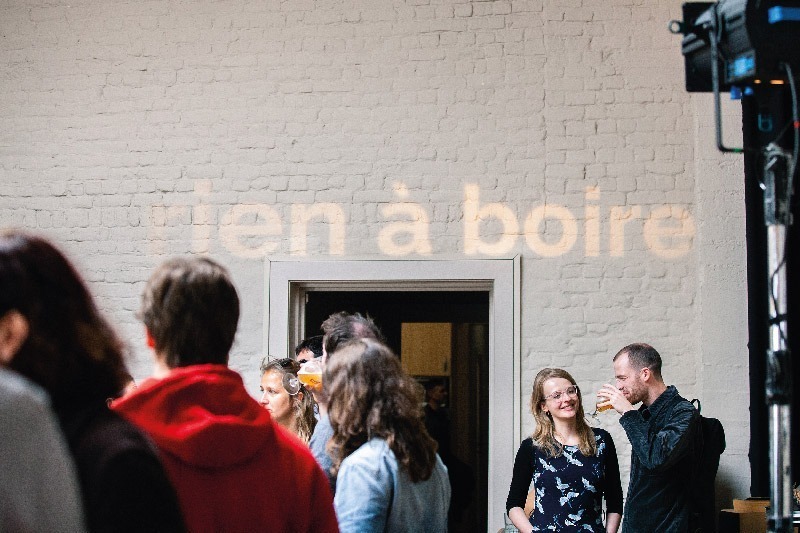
543, 385, 579, 402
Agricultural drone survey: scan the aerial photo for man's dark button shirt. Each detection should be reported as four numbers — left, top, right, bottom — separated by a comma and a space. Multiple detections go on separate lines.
619, 385, 700, 533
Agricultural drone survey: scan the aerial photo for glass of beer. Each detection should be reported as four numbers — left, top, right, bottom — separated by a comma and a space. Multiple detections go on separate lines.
589, 382, 616, 421
595, 401, 614, 413
297, 359, 323, 391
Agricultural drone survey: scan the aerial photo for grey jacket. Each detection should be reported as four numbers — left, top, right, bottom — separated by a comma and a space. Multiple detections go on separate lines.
0, 368, 86, 533
619, 385, 700, 533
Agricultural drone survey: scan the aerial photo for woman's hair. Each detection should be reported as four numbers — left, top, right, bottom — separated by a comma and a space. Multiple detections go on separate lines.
0, 231, 128, 408
324, 338, 437, 483
530, 367, 596, 458
260, 357, 316, 444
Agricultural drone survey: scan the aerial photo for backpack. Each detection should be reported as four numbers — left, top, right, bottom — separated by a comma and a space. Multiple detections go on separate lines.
689, 398, 727, 533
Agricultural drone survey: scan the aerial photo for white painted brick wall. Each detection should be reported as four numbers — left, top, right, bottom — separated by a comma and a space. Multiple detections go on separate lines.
1, 0, 751, 523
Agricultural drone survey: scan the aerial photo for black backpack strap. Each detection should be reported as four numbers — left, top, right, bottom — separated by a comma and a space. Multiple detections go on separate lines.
691, 398, 701, 413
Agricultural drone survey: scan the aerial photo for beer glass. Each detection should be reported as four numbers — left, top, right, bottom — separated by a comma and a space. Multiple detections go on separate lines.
589, 381, 616, 421
297, 359, 323, 391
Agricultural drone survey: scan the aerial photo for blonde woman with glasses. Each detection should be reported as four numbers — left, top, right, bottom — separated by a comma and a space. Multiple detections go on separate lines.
506, 368, 623, 533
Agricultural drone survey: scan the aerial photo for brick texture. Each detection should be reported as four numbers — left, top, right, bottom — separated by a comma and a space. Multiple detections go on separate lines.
0, 0, 750, 519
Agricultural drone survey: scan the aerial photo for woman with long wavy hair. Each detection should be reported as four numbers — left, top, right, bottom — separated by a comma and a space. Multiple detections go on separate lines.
325, 338, 450, 533
506, 368, 623, 533
0, 231, 185, 532
259, 357, 316, 444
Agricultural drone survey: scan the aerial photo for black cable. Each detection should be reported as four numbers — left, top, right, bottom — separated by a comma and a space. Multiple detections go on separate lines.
781, 63, 798, 217
764, 64, 798, 348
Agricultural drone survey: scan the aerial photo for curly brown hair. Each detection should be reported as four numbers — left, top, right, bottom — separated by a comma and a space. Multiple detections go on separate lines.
324, 338, 437, 483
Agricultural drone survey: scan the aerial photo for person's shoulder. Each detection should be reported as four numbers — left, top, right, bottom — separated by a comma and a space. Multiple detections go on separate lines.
591, 427, 618, 450
75, 406, 158, 457
518, 436, 538, 456
267, 421, 320, 466
591, 426, 612, 440
0, 368, 49, 410
340, 439, 396, 479
343, 439, 394, 467
0, 371, 65, 454
310, 414, 334, 441
354, 437, 392, 458
671, 393, 699, 415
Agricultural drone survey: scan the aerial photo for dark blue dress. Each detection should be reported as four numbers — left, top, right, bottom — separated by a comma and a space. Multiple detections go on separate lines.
506, 427, 623, 532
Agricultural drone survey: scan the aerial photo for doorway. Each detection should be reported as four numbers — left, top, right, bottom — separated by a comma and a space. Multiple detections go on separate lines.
305, 290, 489, 530
265, 257, 520, 531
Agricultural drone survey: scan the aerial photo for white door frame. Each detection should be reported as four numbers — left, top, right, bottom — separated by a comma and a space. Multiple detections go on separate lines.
264, 256, 521, 531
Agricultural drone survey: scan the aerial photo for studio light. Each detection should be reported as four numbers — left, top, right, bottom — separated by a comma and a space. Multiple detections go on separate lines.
671, 0, 800, 93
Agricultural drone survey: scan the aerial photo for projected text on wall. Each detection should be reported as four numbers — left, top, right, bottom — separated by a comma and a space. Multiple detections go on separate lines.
148, 180, 695, 259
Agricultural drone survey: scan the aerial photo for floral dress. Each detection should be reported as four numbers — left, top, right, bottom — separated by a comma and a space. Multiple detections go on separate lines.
506, 428, 623, 532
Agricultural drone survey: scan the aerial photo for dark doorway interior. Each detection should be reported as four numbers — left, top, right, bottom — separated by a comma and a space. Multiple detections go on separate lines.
304, 290, 490, 532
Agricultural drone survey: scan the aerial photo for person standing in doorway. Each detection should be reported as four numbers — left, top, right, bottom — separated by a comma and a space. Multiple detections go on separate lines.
296, 335, 323, 364
326, 338, 451, 532
424, 379, 475, 528
598, 343, 701, 533
307, 311, 385, 489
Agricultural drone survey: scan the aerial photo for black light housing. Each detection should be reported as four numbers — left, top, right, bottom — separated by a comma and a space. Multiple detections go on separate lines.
673, 0, 800, 92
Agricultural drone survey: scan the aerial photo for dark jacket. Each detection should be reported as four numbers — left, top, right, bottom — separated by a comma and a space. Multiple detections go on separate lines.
619, 385, 700, 533
59, 402, 186, 533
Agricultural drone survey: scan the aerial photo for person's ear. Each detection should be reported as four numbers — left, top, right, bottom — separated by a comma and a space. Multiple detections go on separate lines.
145, 327, 156, 349
0, 311, 30, 365
296, 390, 304, 402
640, 367, 651, 383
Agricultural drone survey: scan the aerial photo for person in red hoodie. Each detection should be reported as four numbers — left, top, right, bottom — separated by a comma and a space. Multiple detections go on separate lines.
113, 256, 339, 533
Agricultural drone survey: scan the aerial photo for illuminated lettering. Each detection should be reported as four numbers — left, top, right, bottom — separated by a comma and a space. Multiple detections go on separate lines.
524, 204, 578, 257
643, 205, 695, 259
290, 203, 346, 255
464, 184, 519, 255
219, 204, 282, 258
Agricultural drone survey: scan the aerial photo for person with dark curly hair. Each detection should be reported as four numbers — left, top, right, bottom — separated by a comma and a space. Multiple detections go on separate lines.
259, 357, 317, 444
308, 311, 385, 490
325, 337, 450, 533
0, 230, 185, 533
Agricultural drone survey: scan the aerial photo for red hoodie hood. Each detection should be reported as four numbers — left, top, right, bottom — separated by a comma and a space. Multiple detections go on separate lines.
113, 364, 273, 470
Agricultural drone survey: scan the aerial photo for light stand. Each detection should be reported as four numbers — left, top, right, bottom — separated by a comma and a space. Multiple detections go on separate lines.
671, 2, 800, 529
708, 35, 797, 533
762, 139, 794, 533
